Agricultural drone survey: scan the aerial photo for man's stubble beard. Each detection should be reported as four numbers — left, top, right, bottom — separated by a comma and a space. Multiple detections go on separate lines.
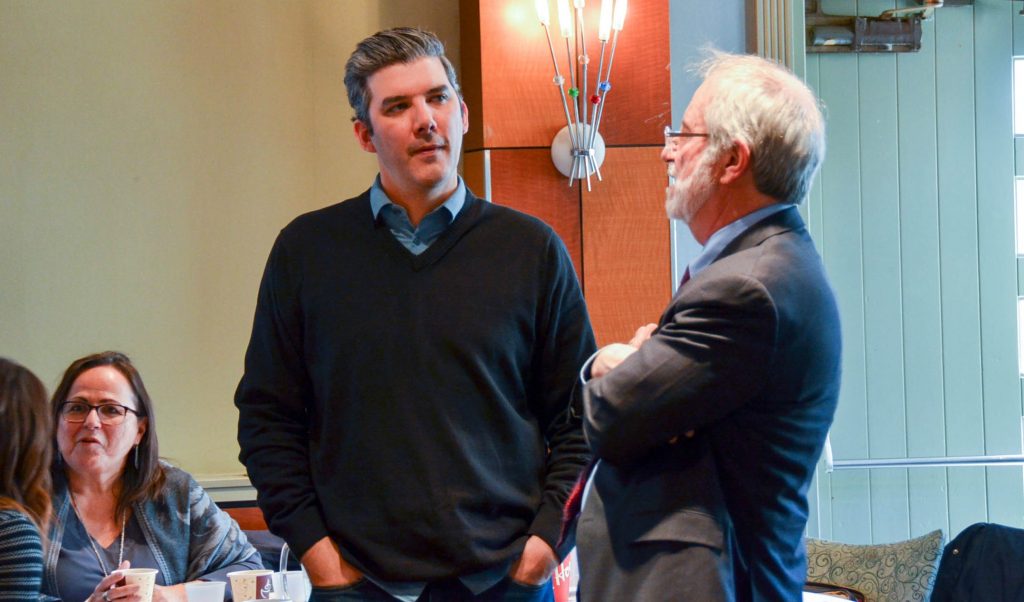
666, 149, 716, 223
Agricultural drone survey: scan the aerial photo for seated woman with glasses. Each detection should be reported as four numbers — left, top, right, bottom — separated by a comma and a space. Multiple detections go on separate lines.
41, 351, 262, 602
0, 358, 52, 600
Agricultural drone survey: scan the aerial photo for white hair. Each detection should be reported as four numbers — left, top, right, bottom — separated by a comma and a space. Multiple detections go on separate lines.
695, 50, 826, 205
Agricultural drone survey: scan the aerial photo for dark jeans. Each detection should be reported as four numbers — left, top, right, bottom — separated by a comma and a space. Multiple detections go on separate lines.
311, 577, 554, 602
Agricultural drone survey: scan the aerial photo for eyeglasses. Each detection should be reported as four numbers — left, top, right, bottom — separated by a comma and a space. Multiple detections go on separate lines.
664, 125, 709, 153
59, 401, 141, 426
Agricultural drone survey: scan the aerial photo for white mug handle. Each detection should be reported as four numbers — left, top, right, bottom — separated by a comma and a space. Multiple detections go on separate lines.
278, 542, 290, 573
277, 542, 311, 602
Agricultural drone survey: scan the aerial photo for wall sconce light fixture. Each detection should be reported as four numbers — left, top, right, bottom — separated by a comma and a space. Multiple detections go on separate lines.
535, 0, 627, 189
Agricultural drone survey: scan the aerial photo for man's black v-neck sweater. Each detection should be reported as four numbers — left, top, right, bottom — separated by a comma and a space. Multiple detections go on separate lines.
236, 190, 596, 581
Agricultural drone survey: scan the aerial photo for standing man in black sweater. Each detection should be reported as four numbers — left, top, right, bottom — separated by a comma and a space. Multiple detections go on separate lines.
235, 28, 596, 602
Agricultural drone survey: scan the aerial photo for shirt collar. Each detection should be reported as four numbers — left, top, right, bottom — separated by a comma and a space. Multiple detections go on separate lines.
688, 203, 790, 278
369, 176, 466, 223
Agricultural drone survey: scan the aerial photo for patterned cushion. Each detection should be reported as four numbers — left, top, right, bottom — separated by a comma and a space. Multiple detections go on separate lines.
805, 530, 944, 602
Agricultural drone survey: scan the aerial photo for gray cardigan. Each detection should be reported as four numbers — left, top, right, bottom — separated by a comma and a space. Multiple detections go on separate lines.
43, 463, 261, 598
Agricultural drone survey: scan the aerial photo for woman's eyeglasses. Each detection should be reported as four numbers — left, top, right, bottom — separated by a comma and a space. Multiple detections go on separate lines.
59, 401, 141, 426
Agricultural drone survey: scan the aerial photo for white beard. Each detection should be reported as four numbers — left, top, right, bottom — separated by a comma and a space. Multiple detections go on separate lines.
665, 150, 716, 223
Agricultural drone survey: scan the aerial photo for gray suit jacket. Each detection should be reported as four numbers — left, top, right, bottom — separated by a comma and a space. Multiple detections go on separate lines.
578, 207, 841, 601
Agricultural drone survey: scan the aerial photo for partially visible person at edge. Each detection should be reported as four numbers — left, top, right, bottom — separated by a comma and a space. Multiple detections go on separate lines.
575, 50, 840, 602
0, 357, 52, 600
42, 351, 262, 602
235, 27, 596, 602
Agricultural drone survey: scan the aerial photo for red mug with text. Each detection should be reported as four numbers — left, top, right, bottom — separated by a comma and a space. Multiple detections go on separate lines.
228, 569, 276, 600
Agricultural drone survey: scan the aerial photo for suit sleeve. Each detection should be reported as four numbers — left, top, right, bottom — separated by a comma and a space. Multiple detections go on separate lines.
583, 272, 777, 467
234, 235, 326, 559
527, 233, 597, 555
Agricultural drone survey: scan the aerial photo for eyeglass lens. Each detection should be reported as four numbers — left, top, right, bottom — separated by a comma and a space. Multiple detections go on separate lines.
61, 402, 130, 425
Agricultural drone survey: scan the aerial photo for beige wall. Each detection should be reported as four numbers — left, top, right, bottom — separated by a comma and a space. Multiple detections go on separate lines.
0, 1, 460, 478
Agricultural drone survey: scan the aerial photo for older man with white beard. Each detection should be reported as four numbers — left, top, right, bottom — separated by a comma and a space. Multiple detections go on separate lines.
573, 51, 842, 602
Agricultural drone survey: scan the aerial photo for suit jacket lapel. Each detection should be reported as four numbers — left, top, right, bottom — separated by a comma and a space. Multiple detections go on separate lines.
660, 206, 806, 326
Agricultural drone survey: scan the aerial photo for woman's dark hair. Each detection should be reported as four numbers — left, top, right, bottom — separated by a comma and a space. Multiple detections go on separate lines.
51, 351, 165, 520
0, 357, 53, 532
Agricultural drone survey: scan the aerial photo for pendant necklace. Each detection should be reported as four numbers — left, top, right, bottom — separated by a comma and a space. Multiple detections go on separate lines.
69, 490, 126, 576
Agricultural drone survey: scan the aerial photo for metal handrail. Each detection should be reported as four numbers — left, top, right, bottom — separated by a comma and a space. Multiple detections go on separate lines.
823, 434, 1024, 471
828, 454, 1024, 470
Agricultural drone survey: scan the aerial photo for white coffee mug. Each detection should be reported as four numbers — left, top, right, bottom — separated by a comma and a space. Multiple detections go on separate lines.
113, 568, 159, 602
271, 571, 308, 601
276, 543, 311, 602
184, 581, 226, 602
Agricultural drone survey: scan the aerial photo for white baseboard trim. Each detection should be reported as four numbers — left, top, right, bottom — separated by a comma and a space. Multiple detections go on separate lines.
195, 474, 257, 503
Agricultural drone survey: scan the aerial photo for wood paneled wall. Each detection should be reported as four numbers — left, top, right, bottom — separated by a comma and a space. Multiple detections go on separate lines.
582, 147, 671, 342
460, 0, 672, 345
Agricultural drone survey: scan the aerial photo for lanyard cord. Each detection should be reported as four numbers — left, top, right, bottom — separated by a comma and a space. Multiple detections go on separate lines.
69, 490, 126, 576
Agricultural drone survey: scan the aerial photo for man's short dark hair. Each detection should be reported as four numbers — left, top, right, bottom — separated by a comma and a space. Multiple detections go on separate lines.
344, 27, 462, 133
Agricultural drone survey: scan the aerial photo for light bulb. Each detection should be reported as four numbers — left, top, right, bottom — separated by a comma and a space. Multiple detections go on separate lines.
612, 0, 627, 31
535, 0, 550, 25
557, 0, 573, 38
598, 0, 613, 40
